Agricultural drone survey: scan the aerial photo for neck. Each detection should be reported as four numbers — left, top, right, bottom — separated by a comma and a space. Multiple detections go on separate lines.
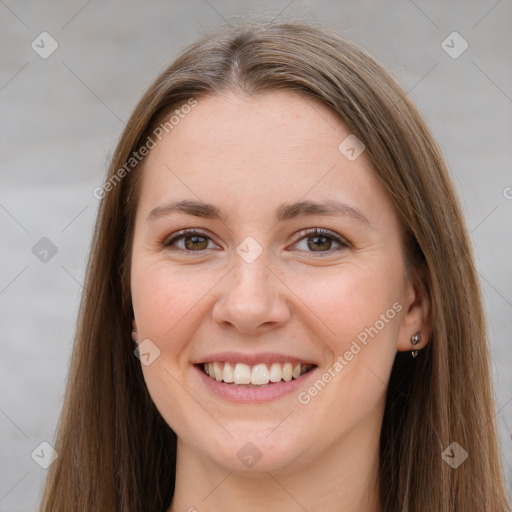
168, 420, 382, 512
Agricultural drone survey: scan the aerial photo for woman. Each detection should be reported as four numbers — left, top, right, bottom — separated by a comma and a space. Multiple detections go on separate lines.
40, 19, 511, 512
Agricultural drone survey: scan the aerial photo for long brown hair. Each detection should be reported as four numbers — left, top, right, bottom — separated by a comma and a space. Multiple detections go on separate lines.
40, 19, 511, 511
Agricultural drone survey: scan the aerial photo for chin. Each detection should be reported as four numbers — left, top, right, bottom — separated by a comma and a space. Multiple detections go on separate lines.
191, 422, 313, 474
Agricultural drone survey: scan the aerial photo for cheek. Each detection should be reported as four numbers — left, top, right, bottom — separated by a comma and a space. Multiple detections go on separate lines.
290, 261, 403, 353
131, 259, 213, 343
130, 259, 214, 431
288, 261, 403, 419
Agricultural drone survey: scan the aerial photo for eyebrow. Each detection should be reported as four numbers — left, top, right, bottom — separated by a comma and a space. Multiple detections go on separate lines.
145, 198, 370, 226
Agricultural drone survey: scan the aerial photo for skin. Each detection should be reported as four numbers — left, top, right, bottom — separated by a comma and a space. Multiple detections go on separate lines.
130, 91, 432, 512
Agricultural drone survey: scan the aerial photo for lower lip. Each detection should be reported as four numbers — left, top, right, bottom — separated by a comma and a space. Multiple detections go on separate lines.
195, 365, 317, 403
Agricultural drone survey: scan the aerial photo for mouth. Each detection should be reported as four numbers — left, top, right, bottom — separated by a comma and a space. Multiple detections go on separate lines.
199, 361, 315, 386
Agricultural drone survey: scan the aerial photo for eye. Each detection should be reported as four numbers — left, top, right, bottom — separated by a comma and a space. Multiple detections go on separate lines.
162, 227, 350, 256
163, 229, 219, 252
291, 228, 350, 256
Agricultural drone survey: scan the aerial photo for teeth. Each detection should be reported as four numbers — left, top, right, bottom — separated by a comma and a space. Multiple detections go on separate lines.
213, 362, 223, 381
202, 361, 313, 385
233, 363, 251, 384
223, 362, 234, 383
269, 363, 282, 382
282, 362, 292, 381
251, 364, 270, 385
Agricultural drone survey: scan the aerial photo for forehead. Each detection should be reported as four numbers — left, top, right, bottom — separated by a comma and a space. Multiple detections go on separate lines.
135, 91, 394, 228
163, 91, 348, 164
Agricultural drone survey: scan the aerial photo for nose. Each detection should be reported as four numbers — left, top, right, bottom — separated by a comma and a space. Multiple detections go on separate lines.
211, 252, 291, 335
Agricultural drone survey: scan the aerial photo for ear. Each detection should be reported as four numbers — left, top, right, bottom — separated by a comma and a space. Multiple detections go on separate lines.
396, 267, 432, 352
131, 318, 138, 344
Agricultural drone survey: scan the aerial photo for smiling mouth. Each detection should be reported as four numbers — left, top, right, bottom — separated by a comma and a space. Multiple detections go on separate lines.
200, 361, 315, 386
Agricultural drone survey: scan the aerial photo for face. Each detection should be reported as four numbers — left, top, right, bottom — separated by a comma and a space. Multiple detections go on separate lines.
130, 91, 427, 474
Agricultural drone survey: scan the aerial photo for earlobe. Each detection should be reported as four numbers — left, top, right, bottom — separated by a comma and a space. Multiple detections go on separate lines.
397, 269, 432, 354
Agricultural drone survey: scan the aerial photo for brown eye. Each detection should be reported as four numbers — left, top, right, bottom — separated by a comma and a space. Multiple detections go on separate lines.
307, 234, 334, 252
182, 234, 209, 250
164, 229, 217, 252
292, 228, 350, 256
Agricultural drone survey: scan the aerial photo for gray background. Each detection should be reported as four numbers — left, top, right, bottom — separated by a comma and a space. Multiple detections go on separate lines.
1, 0, 511, 510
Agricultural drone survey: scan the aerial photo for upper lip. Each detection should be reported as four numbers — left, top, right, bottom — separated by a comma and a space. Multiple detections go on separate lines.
192, 351, 317, 366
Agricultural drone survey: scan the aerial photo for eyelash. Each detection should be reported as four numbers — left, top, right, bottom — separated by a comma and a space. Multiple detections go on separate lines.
162, 228, 350, 257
